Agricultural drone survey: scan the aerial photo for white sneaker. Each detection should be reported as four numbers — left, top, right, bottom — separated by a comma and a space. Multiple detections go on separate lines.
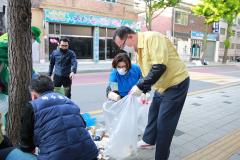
137, 140, 155, 149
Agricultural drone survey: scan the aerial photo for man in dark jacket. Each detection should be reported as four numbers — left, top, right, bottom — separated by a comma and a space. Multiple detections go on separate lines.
20, 75, 98, 160
48, 38, 77, 99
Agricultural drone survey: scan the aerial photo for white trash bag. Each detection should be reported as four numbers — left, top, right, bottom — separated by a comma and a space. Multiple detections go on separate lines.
103, 95, 150, 159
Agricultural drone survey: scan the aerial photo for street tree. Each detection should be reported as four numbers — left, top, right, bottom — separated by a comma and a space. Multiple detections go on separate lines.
194, 0, 240, 64
143, 0, 180, 31
7, 0, 32, 144
192, 0, 221, 64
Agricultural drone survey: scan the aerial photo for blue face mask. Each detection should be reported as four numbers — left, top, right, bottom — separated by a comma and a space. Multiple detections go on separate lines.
117, 68, 127, 75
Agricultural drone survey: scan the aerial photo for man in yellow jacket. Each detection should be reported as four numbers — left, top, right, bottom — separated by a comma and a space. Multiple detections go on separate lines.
113, 26, 190, 160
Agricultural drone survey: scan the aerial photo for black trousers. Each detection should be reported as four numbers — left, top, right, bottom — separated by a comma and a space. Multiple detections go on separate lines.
143, 77, 190, 160
53, 74, 72, 99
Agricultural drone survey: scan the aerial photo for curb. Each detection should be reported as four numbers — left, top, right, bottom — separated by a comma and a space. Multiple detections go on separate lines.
35, 63, 239, 74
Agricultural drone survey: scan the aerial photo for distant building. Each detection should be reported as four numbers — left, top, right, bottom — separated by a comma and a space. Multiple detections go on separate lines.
31, 0, 138, 63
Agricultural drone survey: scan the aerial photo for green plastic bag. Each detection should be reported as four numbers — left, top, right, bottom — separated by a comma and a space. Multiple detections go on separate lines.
54, 87, 65, 95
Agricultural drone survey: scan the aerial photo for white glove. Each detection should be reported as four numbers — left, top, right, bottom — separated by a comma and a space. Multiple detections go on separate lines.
129, 85, 142, 96
108, 91, 121, 101
69, 72, 75, 80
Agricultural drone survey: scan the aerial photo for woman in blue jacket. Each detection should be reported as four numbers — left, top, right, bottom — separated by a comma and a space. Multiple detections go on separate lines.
106, 52, 142, 101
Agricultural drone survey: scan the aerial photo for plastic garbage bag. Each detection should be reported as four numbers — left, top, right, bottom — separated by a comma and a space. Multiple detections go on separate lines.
103, 95, 150, 159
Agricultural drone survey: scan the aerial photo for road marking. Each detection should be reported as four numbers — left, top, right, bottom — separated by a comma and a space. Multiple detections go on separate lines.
184, 129, 240, 160
189, 71, 240, 85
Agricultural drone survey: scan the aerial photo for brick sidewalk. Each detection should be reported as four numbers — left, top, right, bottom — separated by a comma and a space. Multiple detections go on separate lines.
97, 83, 240, 160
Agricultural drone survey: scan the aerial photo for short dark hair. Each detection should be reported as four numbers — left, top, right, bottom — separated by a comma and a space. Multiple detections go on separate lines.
113, 26, 136, 41
112, 52, 131, 70
59, 38, 70, 44
29, 75, 54, 94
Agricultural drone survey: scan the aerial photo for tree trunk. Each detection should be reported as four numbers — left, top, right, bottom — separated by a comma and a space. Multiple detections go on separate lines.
201, 24, 208, 64
7, 0, 32, 145
222, 24, 231, 64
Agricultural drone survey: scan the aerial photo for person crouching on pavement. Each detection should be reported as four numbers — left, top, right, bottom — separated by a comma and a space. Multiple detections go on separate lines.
20, 75, 98, 160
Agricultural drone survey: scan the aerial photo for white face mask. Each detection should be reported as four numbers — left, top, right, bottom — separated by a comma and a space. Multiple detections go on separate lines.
123, 45, 135, 54
117, 68, 127, 75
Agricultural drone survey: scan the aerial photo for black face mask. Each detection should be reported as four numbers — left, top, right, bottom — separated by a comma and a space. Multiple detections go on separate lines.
60, 48, 68, 53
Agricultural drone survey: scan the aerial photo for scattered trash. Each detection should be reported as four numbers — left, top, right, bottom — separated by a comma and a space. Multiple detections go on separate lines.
81, 113, 96, 127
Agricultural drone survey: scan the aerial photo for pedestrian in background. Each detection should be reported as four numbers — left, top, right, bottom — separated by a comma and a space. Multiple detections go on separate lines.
113, 26, 190, 160
48, 38, 77, 99
106, 52, 142, 101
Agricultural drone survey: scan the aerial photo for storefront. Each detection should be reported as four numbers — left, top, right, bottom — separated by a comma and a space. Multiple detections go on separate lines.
44, 9, 138, 62
191, 31, 218, 61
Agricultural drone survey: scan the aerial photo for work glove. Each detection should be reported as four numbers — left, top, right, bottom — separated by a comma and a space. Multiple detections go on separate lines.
129, 85, 142, 96
108, 91, 121, 101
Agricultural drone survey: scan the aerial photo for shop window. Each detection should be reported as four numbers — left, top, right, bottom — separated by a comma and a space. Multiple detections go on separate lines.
48, 37, 60, 59
107, 39, 118, 59
61, 25, 93, 36
62, 36, 93, 59
99, 39, 106, 60
237, 32, 240, 39
175, 11, 188, 25
236, 44, 240, 49
99, 28, 106, 37
49, 23, 60, 34
220, 28, 226, 35
107, 28, 116, 37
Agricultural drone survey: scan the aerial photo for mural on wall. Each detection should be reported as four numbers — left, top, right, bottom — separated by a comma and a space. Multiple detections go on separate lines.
44, 9, 139, 30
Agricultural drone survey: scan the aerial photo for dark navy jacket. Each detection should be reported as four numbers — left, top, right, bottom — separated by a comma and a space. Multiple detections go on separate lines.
48, 49, 78, 77
20, 92, 98, 160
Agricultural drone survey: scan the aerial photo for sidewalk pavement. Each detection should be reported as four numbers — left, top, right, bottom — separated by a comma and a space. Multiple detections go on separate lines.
33, 61, 240, 74
96, 83, 240, 160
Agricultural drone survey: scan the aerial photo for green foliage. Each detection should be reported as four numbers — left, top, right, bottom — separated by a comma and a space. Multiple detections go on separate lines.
224, 39, 230, 49
144, 0, 180, 30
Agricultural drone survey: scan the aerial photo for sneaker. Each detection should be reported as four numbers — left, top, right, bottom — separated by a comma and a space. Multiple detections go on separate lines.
137, 140, 155, 149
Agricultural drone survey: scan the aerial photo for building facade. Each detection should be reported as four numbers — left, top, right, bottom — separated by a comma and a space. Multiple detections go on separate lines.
31, 0, 138, 63
218, 18, 240, 62
138, 1, 218, 62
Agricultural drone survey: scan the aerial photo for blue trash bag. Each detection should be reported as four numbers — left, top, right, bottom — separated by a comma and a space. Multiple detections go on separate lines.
81, 113, 96, 127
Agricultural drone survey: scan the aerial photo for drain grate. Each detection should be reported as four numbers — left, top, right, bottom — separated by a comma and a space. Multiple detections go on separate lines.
223, 101, 232, 104
191, 103, 202, 106
222, 95, 230, 97
196, 96, 203, 99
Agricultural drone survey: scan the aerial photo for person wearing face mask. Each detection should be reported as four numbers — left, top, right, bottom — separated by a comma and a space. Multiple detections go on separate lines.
106, 52, 142, 101
113, 26, 189, 160
48, 38, 77, 99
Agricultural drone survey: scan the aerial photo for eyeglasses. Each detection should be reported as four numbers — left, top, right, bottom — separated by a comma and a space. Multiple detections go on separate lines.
117, 65, 127, 69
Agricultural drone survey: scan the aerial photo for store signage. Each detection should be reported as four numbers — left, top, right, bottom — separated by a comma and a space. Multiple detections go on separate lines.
44, 9, 138, 29
212, 22, 219, 33
191, 31, 218, 41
